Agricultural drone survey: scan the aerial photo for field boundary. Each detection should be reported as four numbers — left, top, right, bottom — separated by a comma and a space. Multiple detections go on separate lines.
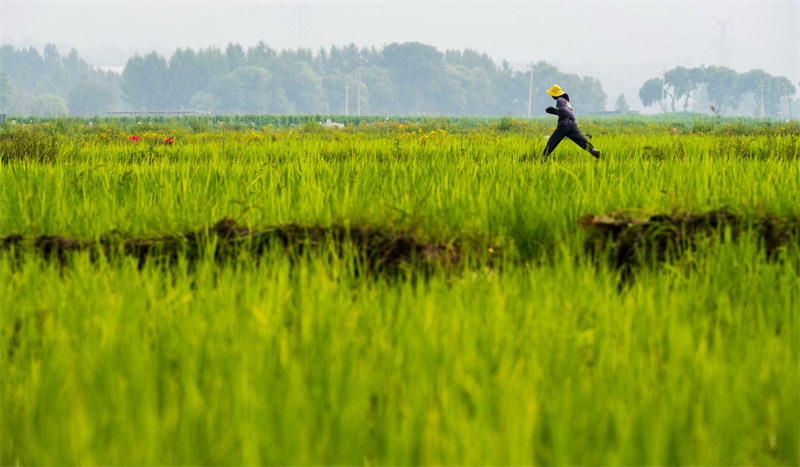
2, 211, 797, 273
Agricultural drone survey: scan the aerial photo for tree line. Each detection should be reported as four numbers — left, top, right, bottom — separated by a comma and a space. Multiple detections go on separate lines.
2, 42, 796, 118
0, 44, 120, 117
2, 42, 607, 117
639, 66, 796, 118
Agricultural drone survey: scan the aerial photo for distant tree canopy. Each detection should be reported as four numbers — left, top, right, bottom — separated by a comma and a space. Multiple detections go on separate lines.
0, 44, 121, 116
1, 42, 610, 117
115, 41, 609, 116
639, 66, 796, 118
5, 42, 796, 119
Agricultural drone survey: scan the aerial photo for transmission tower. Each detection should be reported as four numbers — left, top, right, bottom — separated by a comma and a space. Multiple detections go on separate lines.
713, 17, 733, 68
293, 3, 309, 49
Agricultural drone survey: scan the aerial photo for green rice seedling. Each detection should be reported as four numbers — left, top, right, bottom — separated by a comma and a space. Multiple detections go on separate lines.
2, 233, 797, 465
2, 132, 798, 245
2, 118, 798, 465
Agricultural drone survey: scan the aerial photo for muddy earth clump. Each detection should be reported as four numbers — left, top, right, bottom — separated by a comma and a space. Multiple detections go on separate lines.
1, 211, 794, 275
0, 218, 461, 274
579, 209, 799, 274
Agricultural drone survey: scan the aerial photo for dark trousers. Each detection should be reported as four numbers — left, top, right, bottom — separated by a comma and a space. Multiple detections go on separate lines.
542, 124, 596, 160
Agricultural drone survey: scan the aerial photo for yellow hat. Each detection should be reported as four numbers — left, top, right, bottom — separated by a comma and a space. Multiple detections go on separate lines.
546, 84, 565, 97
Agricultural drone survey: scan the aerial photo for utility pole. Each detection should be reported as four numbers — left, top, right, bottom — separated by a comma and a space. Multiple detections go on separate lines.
357, 56, 365, 117
661, 70, 666, 113
759, 81, 765, 118
527, 62, 534, 118
345, 82, 349, 116
783, 84, 789, 121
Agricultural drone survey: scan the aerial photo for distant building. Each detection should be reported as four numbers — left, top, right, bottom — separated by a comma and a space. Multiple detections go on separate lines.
324, 118, 344, 128
104, 110, 211, 116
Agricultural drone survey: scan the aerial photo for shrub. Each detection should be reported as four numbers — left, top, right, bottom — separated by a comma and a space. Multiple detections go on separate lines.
0, 124, 61, 163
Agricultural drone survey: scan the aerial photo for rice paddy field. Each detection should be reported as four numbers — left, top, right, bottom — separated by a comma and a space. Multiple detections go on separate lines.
1, 116, 799, 465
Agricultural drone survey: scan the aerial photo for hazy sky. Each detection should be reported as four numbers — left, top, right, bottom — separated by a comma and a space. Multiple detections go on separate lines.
2, 0, 798, 111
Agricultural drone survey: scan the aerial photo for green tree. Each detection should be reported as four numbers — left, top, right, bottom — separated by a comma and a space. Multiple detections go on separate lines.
11, 88, 33, 116
322, 44, 359, 76
42, 43, 62, 75
0, 73, 14, 113
274, 60, 327, 114
122, 52, 169, 110
701, 66, 740, 115
381, 42, 456, 114
737, 69, 778, 117
446, 48, 499, 79
664, 66, 698, 111
225, 43, 246, 71
614, 93, 630, 113
188, 91, 217, 113
450, 65, 495, 116
577, 76, 607, 113
639, 77, 664, 111
212, 66, 273, 114
167, 48, 199, 109
68, 81, 115, 116
246, 42, 277, 69
35, 75, 66, 97
316, 44, 383, 115
488, 60, 517, 115
763, 75, 796, 118
641, 66, 796, 117
321, 74, 348, 115
62, 48, 91, 77
32, 93, 68, 116
194, 47, 228, 93
0, 46, 45, 90
360, 66, 398, 115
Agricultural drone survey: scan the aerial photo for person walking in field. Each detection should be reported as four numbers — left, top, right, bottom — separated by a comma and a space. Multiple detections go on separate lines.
542, 84, 601, 161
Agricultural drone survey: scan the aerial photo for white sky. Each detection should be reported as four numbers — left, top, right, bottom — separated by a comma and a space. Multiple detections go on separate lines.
2, 0, 798, 111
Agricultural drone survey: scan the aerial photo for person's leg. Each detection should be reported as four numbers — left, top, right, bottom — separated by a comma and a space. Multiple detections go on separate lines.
542, 126, 568, 161
566, 126, 601, 158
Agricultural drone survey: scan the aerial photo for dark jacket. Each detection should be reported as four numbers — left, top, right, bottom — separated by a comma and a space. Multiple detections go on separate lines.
553, 96, 577, 126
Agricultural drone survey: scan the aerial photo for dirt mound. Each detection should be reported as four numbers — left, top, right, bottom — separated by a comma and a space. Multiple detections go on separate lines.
0, 218, 461, 272
579, 209, 799, 272
2, 211, 795, 275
